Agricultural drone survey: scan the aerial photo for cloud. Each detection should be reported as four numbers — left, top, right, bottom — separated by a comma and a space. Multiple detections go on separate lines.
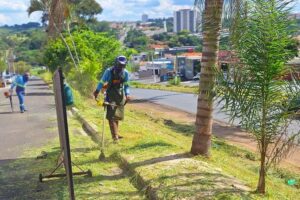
0, 0, 299, 25
0, 1, 28, 12
0, 0, 41, 25
0, 14, 10, 24
148, 0, 192, 17
97, 0, 194, 21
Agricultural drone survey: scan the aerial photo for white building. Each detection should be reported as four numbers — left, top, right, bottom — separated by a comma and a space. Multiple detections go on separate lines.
173, 9, 197, 33
142, 14, 149, 23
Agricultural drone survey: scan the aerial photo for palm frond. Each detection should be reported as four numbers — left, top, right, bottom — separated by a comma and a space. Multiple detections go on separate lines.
27, 0, 51, 16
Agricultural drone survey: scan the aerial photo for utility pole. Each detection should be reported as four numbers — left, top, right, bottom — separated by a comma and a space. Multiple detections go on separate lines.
7, 49, 14, 74
151, 51, 156, 83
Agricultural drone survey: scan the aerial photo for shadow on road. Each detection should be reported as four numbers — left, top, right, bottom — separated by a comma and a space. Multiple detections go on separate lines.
26, 92, 53, 97
28, 83, 49, 87
27, 79, 43, 82
34, 87, 51, 90
0, 111, 15, 115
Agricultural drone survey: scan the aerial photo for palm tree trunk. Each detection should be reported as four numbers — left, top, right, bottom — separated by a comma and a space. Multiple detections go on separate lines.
191, 0, 224, 156
257, 148, 266, 193
48, 0, 66, 37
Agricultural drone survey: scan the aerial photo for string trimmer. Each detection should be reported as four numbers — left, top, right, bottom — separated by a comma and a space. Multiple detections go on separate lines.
96, 95, 128, 161
96, 96, 107, 161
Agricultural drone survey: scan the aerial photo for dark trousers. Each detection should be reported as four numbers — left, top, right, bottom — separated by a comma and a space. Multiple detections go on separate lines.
17, 91, 25, 111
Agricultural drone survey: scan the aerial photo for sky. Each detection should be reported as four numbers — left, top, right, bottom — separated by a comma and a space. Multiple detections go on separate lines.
0, 0, 299, 25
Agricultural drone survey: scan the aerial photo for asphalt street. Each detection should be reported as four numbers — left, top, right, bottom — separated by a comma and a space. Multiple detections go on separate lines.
0, 77, 57, 164
131, 88, 233, 123
131, 88, 300, 133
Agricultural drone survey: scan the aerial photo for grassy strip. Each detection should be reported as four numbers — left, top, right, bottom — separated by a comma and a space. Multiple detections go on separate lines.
31, 69, 53, 86
76, 98, 300, 199
23, 71, 300, 199
75, 103, 250, 199
0, 116, 144, 200
131, 81, 198, 94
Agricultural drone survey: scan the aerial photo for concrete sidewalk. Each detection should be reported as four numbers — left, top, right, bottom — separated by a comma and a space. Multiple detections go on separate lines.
0, 77, 57, 163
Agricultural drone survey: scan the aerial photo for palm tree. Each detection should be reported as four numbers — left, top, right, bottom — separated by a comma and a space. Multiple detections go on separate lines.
27, 0, 52, 26
28, 0, 68, 37
191, 0, 224, 156
48, 0, 68, 37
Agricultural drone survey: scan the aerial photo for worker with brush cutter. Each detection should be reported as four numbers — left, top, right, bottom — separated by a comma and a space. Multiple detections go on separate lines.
93, 55, 131, 142
10, 72, 30, 113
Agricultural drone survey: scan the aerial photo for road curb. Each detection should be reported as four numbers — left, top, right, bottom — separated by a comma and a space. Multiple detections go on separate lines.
70, 107, 158, 199
71, 107, 102, 143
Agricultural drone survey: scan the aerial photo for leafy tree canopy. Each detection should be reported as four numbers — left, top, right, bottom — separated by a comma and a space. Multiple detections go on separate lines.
152, 30, 202, 48
73, 0, 102, 22
44, 29, 132, 94
124, 29, 149, 52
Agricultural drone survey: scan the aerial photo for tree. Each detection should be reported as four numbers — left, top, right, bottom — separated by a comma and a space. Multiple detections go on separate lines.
216, 0, 300, 194
152, 31, 201, 47
28, 0, 70, 37
28, 0, 103, 31
48, 0, 69, 37
27, 0, 51, 26
14, 61, 31, 74
73, 0, 102, 22
191, 0, 224, 156
124, 29, 149, 52
43, 30, 124, 95
0, 54, 7, 74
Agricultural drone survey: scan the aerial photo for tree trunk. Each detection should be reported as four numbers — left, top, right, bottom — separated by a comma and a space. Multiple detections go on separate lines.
191, 0, 224, 156
48, 0, 66, 37
257, 149, 266, 193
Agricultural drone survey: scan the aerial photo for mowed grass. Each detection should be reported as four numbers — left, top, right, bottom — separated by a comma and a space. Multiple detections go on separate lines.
11, 72, 299, 199
1, 94, 299, 199
0, 115, 144, 200
77, 97, 300, 199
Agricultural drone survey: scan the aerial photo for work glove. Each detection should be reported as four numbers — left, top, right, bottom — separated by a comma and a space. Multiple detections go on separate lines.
93, 90, 100, 99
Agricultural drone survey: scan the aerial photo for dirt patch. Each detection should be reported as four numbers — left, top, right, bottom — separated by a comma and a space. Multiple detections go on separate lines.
128, 101, 300, 173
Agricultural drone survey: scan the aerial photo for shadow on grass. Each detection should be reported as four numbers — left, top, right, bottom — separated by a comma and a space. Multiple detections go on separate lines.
71, 146, 100, 153
0, 149, 141, 200
163, 119, 195, 136
126, 141, 174, 152
163, 118, 253, 143
153, 172, 250, 198
0, 155, 67, 200
131, 168, 252, 199
129, 153, 191, 169
130, 93, 182, 104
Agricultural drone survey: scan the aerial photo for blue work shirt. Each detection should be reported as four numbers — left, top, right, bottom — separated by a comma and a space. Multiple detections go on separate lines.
11, 75, 28, 93
96, 67, 130, 96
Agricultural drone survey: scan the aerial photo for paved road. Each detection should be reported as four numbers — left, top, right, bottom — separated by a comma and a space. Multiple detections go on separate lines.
131, 88, 232, 123
131, 88, 300, 133
0, 77, 57, 163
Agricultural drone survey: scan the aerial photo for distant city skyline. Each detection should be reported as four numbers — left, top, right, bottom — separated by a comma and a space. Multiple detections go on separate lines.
0, 0, 299, 25
174, 9, 197, 33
